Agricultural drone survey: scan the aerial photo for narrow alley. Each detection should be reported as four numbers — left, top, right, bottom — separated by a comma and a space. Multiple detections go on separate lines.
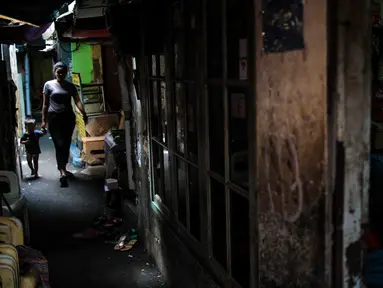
22, 135, 165, 288
0, 0, 377, 287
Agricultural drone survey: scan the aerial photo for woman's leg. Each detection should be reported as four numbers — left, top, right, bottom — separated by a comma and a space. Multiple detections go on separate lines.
48, 113, 66, 177
62, 117, 76, 174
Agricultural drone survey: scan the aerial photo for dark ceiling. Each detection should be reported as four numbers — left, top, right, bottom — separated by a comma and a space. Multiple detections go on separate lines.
0, 1, 70, 25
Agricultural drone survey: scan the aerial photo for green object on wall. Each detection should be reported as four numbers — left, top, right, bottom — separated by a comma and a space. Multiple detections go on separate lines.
71, 43, 93, 84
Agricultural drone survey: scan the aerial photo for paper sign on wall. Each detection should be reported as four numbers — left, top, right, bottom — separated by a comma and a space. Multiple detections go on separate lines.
231, 93, 246, 119
239, 39, 248, 58
239, 39, 248, 80
262, 0, 304, 53
239, 59, 248, 80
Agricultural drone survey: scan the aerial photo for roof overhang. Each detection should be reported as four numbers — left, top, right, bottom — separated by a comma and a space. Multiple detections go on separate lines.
0, 23, 52, 45
0, 1, 70, 26
56, 0, 112, 41
0, 1, 70, 44
63, 28, 111, 39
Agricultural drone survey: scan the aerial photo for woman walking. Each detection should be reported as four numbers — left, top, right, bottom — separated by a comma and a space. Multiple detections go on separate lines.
42, 62, 87, 187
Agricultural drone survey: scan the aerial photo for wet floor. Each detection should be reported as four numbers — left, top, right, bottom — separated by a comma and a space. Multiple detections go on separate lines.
21, 135, 166, 288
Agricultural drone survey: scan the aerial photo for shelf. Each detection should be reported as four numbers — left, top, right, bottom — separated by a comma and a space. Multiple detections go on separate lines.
84, 100, 103, 105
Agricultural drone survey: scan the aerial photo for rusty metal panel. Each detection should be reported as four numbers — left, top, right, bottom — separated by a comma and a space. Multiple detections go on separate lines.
255, 0, 327, 286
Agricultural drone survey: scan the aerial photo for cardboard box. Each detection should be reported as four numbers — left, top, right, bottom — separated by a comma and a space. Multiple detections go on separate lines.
86, 113, 120, 137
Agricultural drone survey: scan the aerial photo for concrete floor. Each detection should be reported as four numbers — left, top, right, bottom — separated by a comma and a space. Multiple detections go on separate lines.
21, 135, 166, 288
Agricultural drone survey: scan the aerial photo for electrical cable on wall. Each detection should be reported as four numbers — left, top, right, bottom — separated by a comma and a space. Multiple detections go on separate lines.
59, 40, 81, 53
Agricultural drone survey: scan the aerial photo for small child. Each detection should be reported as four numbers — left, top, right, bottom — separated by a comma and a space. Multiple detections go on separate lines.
20, 119, 47, 178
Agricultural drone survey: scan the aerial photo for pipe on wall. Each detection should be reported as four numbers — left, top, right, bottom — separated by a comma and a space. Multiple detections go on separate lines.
24, 51, 31, 117
1, 45, 12, 81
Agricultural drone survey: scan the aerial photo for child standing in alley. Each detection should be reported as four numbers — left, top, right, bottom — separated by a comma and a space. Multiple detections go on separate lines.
20, 119, 46, 178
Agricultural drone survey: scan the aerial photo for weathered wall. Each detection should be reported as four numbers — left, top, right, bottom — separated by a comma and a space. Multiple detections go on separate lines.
255, 0, 327, 286
145, 209, 221, 288
0, 61, 17, 172
58, 42, 73, 82
29, 50, 52, 110
334, 0, 371, 287
102, 45, 122, 111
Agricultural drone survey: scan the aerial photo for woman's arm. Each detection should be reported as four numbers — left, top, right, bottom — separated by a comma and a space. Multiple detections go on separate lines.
73, 92, 88, 123
41, 93, 48, 128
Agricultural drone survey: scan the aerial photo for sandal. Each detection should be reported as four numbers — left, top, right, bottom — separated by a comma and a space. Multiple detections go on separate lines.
114, 235, 128, 251
93, 215, 123, 229
72, 227, 104, 240
120, 239, 137, 251
103, 218, 123, 228
93, 215, 108, 226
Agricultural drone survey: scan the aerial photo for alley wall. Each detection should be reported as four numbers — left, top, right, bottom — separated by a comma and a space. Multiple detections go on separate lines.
255, 0, 328, 286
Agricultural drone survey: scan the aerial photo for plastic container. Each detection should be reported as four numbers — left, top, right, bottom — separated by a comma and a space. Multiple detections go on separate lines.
105, 178, 119, 191
70, 143, 84, 168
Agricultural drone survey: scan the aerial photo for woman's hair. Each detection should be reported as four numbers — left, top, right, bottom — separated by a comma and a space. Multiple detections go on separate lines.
53, 62, 68, 74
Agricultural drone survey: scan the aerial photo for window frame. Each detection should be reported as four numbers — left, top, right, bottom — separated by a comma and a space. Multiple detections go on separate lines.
144, 0, 257, 286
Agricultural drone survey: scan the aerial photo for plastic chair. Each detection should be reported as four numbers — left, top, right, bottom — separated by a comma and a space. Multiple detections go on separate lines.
0, 217, 24, 246
0, 171, 30, 244
0, 254, 19, 288
0, 171, 20, 205
20, 269, 39, 288
0, 243, 39, 288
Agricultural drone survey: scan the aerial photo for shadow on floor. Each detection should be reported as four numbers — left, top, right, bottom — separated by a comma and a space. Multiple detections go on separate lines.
21, 135, 166, 288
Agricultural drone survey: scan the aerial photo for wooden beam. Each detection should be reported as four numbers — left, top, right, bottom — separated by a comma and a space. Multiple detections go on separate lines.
0, 14, 39, 28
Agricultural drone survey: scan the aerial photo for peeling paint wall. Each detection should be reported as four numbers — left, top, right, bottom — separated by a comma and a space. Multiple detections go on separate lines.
91, 44, 103, 83
335, 0, 371, 287
71, 43, 103, 84
101, 45, 122, 111
8, 45, 22, 138
255, 0, 327, 286
58, 42, 73, 82
29, 50, 52, 109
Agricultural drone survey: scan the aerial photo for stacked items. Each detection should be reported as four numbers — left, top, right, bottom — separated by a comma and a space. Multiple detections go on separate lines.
0, 216, 48, 288
72, 214, 124, 240
0, 171, 48, 287
78, 113, 120, 167
104, 130, 130, 191
105, 178, 122, 217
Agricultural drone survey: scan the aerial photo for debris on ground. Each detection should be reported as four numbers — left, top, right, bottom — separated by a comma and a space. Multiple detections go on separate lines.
72, 215, 139, 252
80, 151, 103, 166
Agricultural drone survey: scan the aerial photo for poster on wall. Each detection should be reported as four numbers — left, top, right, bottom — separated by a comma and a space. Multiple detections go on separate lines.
262, 0, 304, 53
231, 93, 246, 119
239, 59, 248, 80
372, 1, 381, 26
239, 39, 248, 80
